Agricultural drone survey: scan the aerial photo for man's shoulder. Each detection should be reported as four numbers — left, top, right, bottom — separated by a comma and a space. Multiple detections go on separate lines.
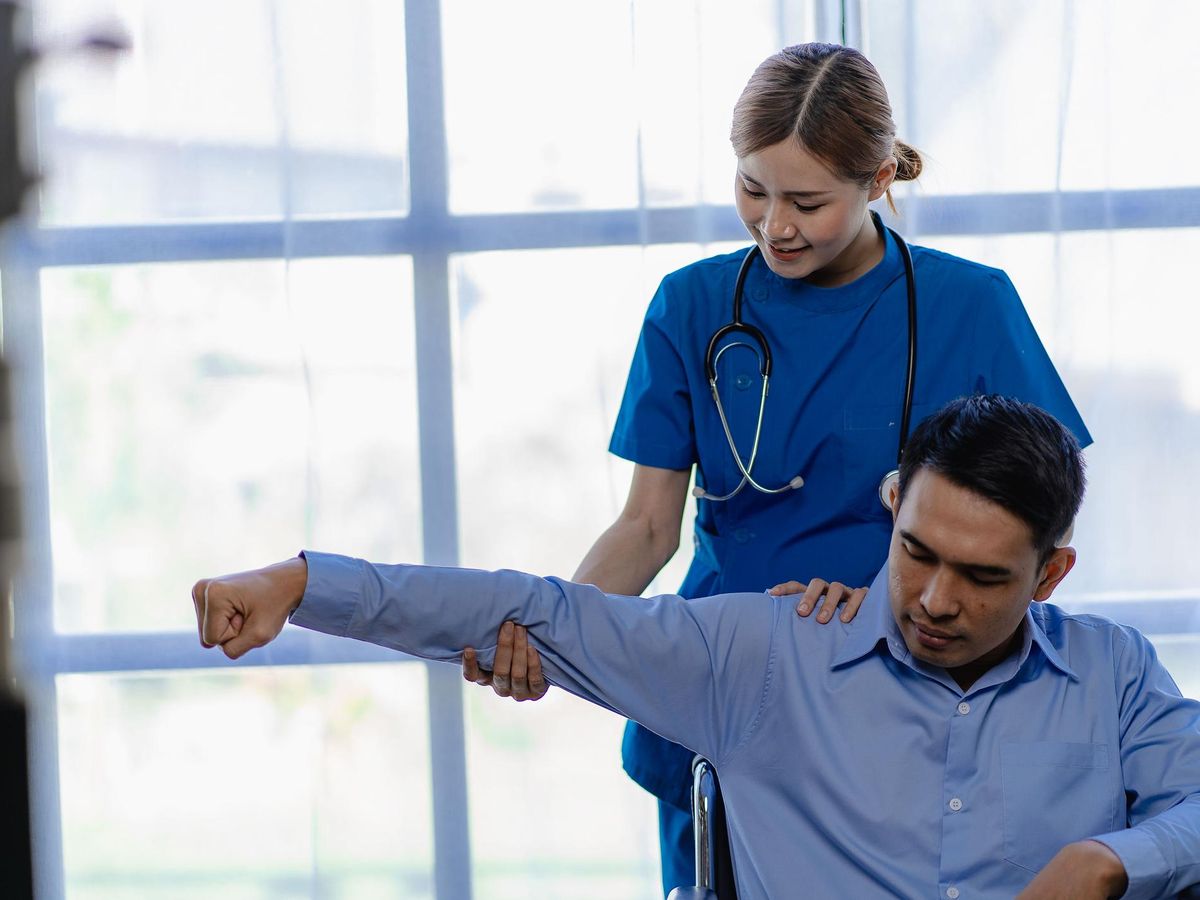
1034, 602, 1149, 661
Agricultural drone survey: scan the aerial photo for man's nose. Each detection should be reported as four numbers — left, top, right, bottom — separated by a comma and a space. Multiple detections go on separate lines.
919, 569, 959, 618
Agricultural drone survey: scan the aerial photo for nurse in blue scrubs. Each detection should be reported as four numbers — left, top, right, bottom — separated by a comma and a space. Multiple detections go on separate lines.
464, 42, 1092, 896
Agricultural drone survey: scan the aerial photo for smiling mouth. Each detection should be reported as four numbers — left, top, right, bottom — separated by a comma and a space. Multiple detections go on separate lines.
765, 241, 809, 258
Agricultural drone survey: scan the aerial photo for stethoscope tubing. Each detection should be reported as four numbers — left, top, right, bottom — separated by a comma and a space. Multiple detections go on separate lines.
699, 216, 918, 505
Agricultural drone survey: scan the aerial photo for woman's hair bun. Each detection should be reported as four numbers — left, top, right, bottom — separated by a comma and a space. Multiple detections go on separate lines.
894, 140, 923, 182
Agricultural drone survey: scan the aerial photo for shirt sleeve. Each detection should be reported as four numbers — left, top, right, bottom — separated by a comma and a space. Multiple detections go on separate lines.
1089, 627, 1200, 898
973, 271, 1093, 449
608, 280, 697, 470
291, 550, 782, 766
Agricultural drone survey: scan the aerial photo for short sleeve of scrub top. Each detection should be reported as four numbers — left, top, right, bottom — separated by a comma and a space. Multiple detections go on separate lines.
971, 267, 1091, 443
608, 282, 697, 471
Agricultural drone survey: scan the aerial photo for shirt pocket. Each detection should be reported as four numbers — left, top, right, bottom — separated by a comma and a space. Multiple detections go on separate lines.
1001, 741, 1117, 873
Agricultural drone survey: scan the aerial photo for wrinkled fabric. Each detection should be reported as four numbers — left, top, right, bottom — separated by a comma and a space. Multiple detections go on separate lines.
294, 552, 1200, 900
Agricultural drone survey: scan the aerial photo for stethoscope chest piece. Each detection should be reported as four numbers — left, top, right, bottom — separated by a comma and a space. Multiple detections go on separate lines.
879, 469, 899, 512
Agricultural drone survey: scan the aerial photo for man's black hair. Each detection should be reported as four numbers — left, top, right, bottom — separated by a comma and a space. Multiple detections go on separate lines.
896, 395, 1086, 560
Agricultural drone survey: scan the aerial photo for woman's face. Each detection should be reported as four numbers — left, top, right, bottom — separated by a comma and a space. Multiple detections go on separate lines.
733, 139, 892, 286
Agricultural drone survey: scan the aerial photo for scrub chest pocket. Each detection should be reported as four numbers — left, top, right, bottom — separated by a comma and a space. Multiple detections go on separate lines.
1001, 741, 1118, 873
842, 402, 936, 516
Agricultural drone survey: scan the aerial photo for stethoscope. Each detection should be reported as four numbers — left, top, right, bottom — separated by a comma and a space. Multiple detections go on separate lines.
694, 214, 918, 511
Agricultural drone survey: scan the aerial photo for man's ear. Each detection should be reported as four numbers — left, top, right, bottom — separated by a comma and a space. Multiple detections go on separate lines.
1033, 546, 1076, 602
888, 481, 900, 523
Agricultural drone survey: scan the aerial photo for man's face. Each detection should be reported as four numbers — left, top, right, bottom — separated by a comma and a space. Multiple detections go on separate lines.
888, 469, 1074, 689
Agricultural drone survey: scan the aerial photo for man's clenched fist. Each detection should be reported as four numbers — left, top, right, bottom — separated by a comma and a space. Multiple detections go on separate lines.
191, 557, 308, 659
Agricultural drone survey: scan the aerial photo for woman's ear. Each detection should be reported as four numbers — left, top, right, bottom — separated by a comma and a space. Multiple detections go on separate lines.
868, 158, 898, 202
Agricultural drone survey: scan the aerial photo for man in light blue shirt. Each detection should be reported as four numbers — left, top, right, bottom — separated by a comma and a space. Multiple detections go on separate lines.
192, 396, 1200, 899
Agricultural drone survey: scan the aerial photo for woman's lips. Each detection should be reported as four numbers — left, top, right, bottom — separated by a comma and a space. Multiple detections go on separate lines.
765, 242, 809, 262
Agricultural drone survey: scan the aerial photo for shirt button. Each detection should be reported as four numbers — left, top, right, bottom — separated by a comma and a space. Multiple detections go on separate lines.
957, 702, 971, 715
734, 373, 753, 391
753, 286, 768, 302
949, 797, 963, 812
947, 888, 960, 899
733, 528, 752, 544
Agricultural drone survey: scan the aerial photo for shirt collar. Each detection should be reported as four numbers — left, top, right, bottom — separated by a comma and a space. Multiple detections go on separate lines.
831, 562, 1079, 683
832, 565, 900, 668
1027, 602, 1079, 681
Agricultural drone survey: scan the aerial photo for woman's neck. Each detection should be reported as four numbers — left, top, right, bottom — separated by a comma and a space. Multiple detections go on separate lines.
806, 214, 885, 288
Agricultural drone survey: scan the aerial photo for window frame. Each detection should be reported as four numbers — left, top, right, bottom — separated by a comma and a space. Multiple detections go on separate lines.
4, 1, 1200, 897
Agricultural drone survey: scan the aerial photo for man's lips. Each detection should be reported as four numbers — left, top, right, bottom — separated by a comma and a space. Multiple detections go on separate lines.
912, 621, 959, 648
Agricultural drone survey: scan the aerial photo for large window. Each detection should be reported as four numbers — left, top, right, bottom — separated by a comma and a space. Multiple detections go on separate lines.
4, 1, 1199, 898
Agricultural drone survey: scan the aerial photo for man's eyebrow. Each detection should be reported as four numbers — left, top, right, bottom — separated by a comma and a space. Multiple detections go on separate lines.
737, 171, 831, 199
898, 529, 1013, 577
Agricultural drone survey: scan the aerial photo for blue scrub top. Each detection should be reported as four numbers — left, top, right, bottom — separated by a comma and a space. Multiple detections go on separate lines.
610, 227, 1093, 807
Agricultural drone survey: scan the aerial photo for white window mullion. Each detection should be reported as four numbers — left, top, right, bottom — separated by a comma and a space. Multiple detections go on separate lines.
2, 229, 65, 900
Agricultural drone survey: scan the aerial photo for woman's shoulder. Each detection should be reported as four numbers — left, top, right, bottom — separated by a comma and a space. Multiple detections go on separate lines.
648, 247, 752, 319
908, 242, 1017, 296
662, 247, 752, 287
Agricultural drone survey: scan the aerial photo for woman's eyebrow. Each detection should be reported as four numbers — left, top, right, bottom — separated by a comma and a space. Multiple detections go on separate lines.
737, 171, 831, 198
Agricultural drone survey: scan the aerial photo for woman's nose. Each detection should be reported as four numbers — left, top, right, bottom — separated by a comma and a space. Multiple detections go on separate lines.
761, 202, 796, 242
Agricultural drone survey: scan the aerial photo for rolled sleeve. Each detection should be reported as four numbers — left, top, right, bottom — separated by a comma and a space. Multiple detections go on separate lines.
1090, 830, 1172, 900
1101, 627, 1200, 896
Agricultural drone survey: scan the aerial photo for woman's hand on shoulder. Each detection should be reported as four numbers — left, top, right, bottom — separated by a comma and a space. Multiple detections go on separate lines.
768, 579, 868, 624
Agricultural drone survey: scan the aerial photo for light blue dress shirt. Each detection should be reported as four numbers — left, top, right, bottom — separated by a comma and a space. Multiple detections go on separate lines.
292, 551, 1200, 899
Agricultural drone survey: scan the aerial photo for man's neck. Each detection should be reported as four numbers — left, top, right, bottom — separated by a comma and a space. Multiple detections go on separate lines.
947, 626, 1026, 692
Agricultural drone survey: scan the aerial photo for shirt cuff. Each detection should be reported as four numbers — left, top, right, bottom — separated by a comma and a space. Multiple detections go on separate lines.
288, 550, 360, 638
1090, 828, 1171, 900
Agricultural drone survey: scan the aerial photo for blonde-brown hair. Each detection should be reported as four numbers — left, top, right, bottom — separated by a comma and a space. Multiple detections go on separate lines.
731, 43, 922, 213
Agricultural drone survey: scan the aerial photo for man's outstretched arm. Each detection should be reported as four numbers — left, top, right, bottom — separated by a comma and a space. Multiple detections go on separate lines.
192, 551, 782, 768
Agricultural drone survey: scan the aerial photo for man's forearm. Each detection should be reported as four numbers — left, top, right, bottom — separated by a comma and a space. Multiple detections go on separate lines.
1015, 840, 1128, 899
